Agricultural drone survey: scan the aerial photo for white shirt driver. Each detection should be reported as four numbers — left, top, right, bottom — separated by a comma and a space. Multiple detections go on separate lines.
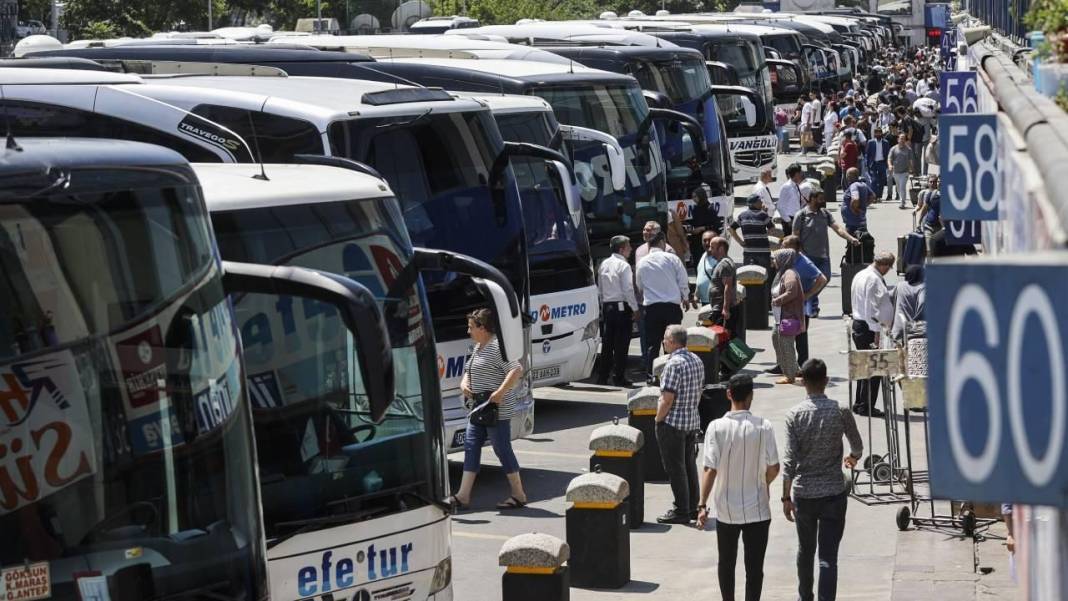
703, 410, 779, 525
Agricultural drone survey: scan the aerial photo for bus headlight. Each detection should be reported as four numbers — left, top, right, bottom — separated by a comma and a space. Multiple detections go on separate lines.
581, 318, 600, 341
429, 556, 452, 594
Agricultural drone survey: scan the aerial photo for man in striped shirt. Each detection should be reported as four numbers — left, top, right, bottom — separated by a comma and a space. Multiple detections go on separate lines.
654, 325, 705, 524
697, 375, 780, 601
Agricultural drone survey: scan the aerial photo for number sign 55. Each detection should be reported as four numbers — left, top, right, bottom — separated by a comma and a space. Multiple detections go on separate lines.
939, 114, 999, 221
928, 260, 1068, 506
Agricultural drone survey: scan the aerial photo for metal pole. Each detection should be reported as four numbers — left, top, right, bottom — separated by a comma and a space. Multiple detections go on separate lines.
51, 0, 59, 38
207, 0, 212, 30
316, 0, 322, 31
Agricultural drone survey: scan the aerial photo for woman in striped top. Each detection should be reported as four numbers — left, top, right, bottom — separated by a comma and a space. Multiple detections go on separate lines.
451, 308, 528, 511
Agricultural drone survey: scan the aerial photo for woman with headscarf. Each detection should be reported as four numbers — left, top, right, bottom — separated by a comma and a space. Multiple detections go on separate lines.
770, 248, 807, 384
892, 265, 926, 343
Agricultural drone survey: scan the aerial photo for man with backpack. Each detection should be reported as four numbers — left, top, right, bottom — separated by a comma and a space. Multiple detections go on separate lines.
841, 168, 875, 236
793, 187, 861, 318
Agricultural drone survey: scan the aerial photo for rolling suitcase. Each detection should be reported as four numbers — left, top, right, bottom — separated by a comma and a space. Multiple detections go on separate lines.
845, 230, 875, 264
902, 229, 926, 269
841, 260, 866, 316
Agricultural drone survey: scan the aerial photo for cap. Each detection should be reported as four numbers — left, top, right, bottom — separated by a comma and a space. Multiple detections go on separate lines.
746, 193, 763, 207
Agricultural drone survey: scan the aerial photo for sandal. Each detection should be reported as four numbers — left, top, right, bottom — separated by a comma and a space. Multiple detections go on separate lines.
496, 496, 527, 510
448, 495, 470, 511
775, 377, 796, 385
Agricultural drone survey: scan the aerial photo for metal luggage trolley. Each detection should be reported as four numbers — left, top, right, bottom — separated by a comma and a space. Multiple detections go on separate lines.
844, 318, 911, 505
893, 336, 1001, 539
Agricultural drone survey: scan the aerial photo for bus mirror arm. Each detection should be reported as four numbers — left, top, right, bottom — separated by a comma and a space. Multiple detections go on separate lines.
221, 261, 396, 424
648, 108, 708, 165
409, 249, 525, 363
557, 125, 626, 192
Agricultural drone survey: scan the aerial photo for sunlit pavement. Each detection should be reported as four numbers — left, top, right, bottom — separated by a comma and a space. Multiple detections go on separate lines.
447, 152, 1016, 600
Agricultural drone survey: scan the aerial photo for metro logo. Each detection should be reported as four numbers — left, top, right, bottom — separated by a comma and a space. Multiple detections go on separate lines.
539, 305, 551, 322
528, 303, 589, 323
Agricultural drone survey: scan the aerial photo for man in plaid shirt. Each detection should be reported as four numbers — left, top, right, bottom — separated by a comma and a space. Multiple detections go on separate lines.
655, 324, 705, 524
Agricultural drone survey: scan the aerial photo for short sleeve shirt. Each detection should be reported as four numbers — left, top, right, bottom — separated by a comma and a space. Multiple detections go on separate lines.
463, 337, 522, 419
730, 209, 773, 253
793, 254, 823, 292
793, 206, 836, 260
710, 256, 737, 312
841, 182, 873, 230
703, 411, 779, 524
659, 349, 704, 431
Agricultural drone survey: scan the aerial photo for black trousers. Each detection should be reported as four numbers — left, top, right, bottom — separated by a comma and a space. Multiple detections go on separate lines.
850, 320, 881, 411
796, 317, 810, 366
795, 493, 848, 601
717, 519, 772, 601
644, 302, 683, 375
598, 303, 633, 381
780, 219, 793, 238
655, 421, 698, 516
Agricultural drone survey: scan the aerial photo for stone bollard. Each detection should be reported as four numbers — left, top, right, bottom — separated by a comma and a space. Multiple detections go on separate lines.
627, 386, 666, 482
686, 325, 721, 386
589, 418, 645, 528
738, 263, 769, 331
499, 532, 570, 601
651, 353, 669, 385
565, 469, 631, 589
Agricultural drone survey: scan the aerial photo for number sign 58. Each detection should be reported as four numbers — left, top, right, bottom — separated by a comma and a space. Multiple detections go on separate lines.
928, 261, 1068, 506
939, 114, 999, 221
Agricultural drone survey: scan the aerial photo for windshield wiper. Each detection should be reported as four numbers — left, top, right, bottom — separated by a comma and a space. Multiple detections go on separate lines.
267, 506, 390, 550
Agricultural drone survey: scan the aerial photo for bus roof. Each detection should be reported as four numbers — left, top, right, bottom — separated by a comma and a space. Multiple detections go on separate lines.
266, 34, 572, 64
445, 23, 677, 47
382, 57, 637, 89
141, 75, 485, 125
451, 91, 553, 114
693, 23, 801, 37
541, 45, 704, 63
27, 45, 376, 64
0, 66, 141, 84
193, 163, 393, 212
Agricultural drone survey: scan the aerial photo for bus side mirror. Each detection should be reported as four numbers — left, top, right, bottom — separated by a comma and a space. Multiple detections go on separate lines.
471, 277, 525, 364
221, 261, 395, 423
558, 124, 627, 192
549, 159, 583, 228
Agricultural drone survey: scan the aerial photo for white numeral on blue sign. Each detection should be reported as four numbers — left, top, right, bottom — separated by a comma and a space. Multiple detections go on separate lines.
940, 115, 999, 220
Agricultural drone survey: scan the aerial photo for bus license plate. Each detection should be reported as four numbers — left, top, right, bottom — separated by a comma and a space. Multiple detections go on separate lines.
451, 429, 466, 448
532, 366, 560, 381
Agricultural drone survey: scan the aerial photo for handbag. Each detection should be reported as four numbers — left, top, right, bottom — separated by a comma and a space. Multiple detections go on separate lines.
800, 130, 814, 149
468, 391, 498, 427
779, 318, 803, 337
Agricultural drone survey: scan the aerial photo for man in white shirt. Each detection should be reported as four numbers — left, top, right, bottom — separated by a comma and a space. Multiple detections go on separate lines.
597, 235, 639, 387
777, 163, 805, 237
636, 232, 691, 378
752, 167, 776, 218
697, 374, 780, 601
849, 252, 896, 417
799, 92, 817, 154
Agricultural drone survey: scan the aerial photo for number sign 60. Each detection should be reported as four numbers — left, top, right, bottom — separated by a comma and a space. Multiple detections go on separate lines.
945, 284, 1066, 487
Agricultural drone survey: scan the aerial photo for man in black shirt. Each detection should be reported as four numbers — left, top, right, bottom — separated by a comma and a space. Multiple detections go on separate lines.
689, 186, 722, 267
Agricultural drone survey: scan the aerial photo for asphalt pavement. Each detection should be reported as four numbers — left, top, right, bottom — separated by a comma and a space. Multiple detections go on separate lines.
447, 153, 1017, 601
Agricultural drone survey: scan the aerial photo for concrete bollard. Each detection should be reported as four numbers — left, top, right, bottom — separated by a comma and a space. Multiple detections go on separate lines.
738, 264, 769, 331
651, 353, 669, 384
627, 386, 666, 482
499, 532, 570, 601
565, 469, 631, 589
589, 418, 645, 528
686, 325, 721, 386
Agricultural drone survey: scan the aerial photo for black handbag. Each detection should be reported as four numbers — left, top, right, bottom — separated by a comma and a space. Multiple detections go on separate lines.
468, 391, 498, 427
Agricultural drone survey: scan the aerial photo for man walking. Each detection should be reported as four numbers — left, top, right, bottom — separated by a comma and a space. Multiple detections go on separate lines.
864, 127, 892, 201
849, 252, 896, 417
655, 325, 704, 524
792, 188, 860, 317
636, 232, 691, 379
596, 235, 639, 387
697, 374, 780, 601
777, 164, 805, 238
782, 359, 864, 601
888, 133, 914, 209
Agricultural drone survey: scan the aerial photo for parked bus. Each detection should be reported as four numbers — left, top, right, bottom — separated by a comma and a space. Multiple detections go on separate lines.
0, 137, 398, 601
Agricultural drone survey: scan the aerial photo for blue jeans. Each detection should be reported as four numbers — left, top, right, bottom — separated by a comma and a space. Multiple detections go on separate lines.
806, 256, 832, 315
463, 419, 520, 474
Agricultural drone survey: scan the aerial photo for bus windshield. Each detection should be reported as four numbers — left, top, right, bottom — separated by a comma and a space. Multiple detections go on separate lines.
328, 109, 526, 342
762, 34, 804, 62
211, 195, 444, 540
495, 110, 594, 295
630, 56, 711, 105
535, 83, 648, 140
0, 177, 265, 600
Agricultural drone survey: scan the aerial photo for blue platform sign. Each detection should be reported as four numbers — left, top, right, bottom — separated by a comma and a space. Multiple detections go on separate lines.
939, 114, 999, 220
928, 255, 1068, 506
945, 219, 981, 245
940, 71, 978, 114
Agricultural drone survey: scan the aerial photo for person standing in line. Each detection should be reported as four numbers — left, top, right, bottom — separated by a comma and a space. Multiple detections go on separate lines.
655, 325, 705, 524
752, 168, 776, 218
695, 230, 720, 306
453, 308, 528, 510
635, 220, 674, 263
792, 188, 860, 318
779, 235, 828, 369
782, 359, 864, 601
777, 164, 805, 238
634, 220, 674, 374
697, 374, 780, 601
888, 133, 914, 209
596, 235, 639, 387
914, 175, 942, 255
864, 127, 892, 201
840, 167, 875, 236
707, 236, 741, 337
690, 186, 723, 266
837, 131, 860, 195
769, 249, 806, 385
799, 91, 817, 154
636, 231, 691, 379
849, 252, 896, 418
730, 193, 775, 272
821, 101, 839, 155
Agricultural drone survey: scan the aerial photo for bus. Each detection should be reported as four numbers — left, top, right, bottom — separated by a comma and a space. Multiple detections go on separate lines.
265, 33, 573, 64
0, 70, 539, 455
0, 137, 399, 601
199, 162, 522, 601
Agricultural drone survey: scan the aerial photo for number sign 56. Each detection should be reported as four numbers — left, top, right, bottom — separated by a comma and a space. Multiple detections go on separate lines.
939, 114, 999, 221
940, 71, 978, 114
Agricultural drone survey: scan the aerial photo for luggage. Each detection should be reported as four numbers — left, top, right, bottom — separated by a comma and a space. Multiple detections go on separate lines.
902, 230, 925, 269
720, 337, 756, 376
840, 260, 866, 316
845, 230, 875, 264
896, 234, 908, 274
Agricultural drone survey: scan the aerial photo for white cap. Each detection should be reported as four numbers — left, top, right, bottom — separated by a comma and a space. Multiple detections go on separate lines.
13, 34, 63, 57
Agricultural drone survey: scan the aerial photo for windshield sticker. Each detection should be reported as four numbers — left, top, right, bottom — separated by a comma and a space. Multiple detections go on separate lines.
177, 116, 242, 158
75, 573, 109, 601
0, 350, 96, 516
1, 561, 50, 601
115, 326, 167, 410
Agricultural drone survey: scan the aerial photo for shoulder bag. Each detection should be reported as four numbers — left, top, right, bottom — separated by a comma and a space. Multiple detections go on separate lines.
468, 391, 498, 427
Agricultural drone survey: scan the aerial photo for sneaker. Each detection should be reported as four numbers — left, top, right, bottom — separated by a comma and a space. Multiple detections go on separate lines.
656, 510, 691, 525
765, 365, 784, 375
853, 406, 886, 418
